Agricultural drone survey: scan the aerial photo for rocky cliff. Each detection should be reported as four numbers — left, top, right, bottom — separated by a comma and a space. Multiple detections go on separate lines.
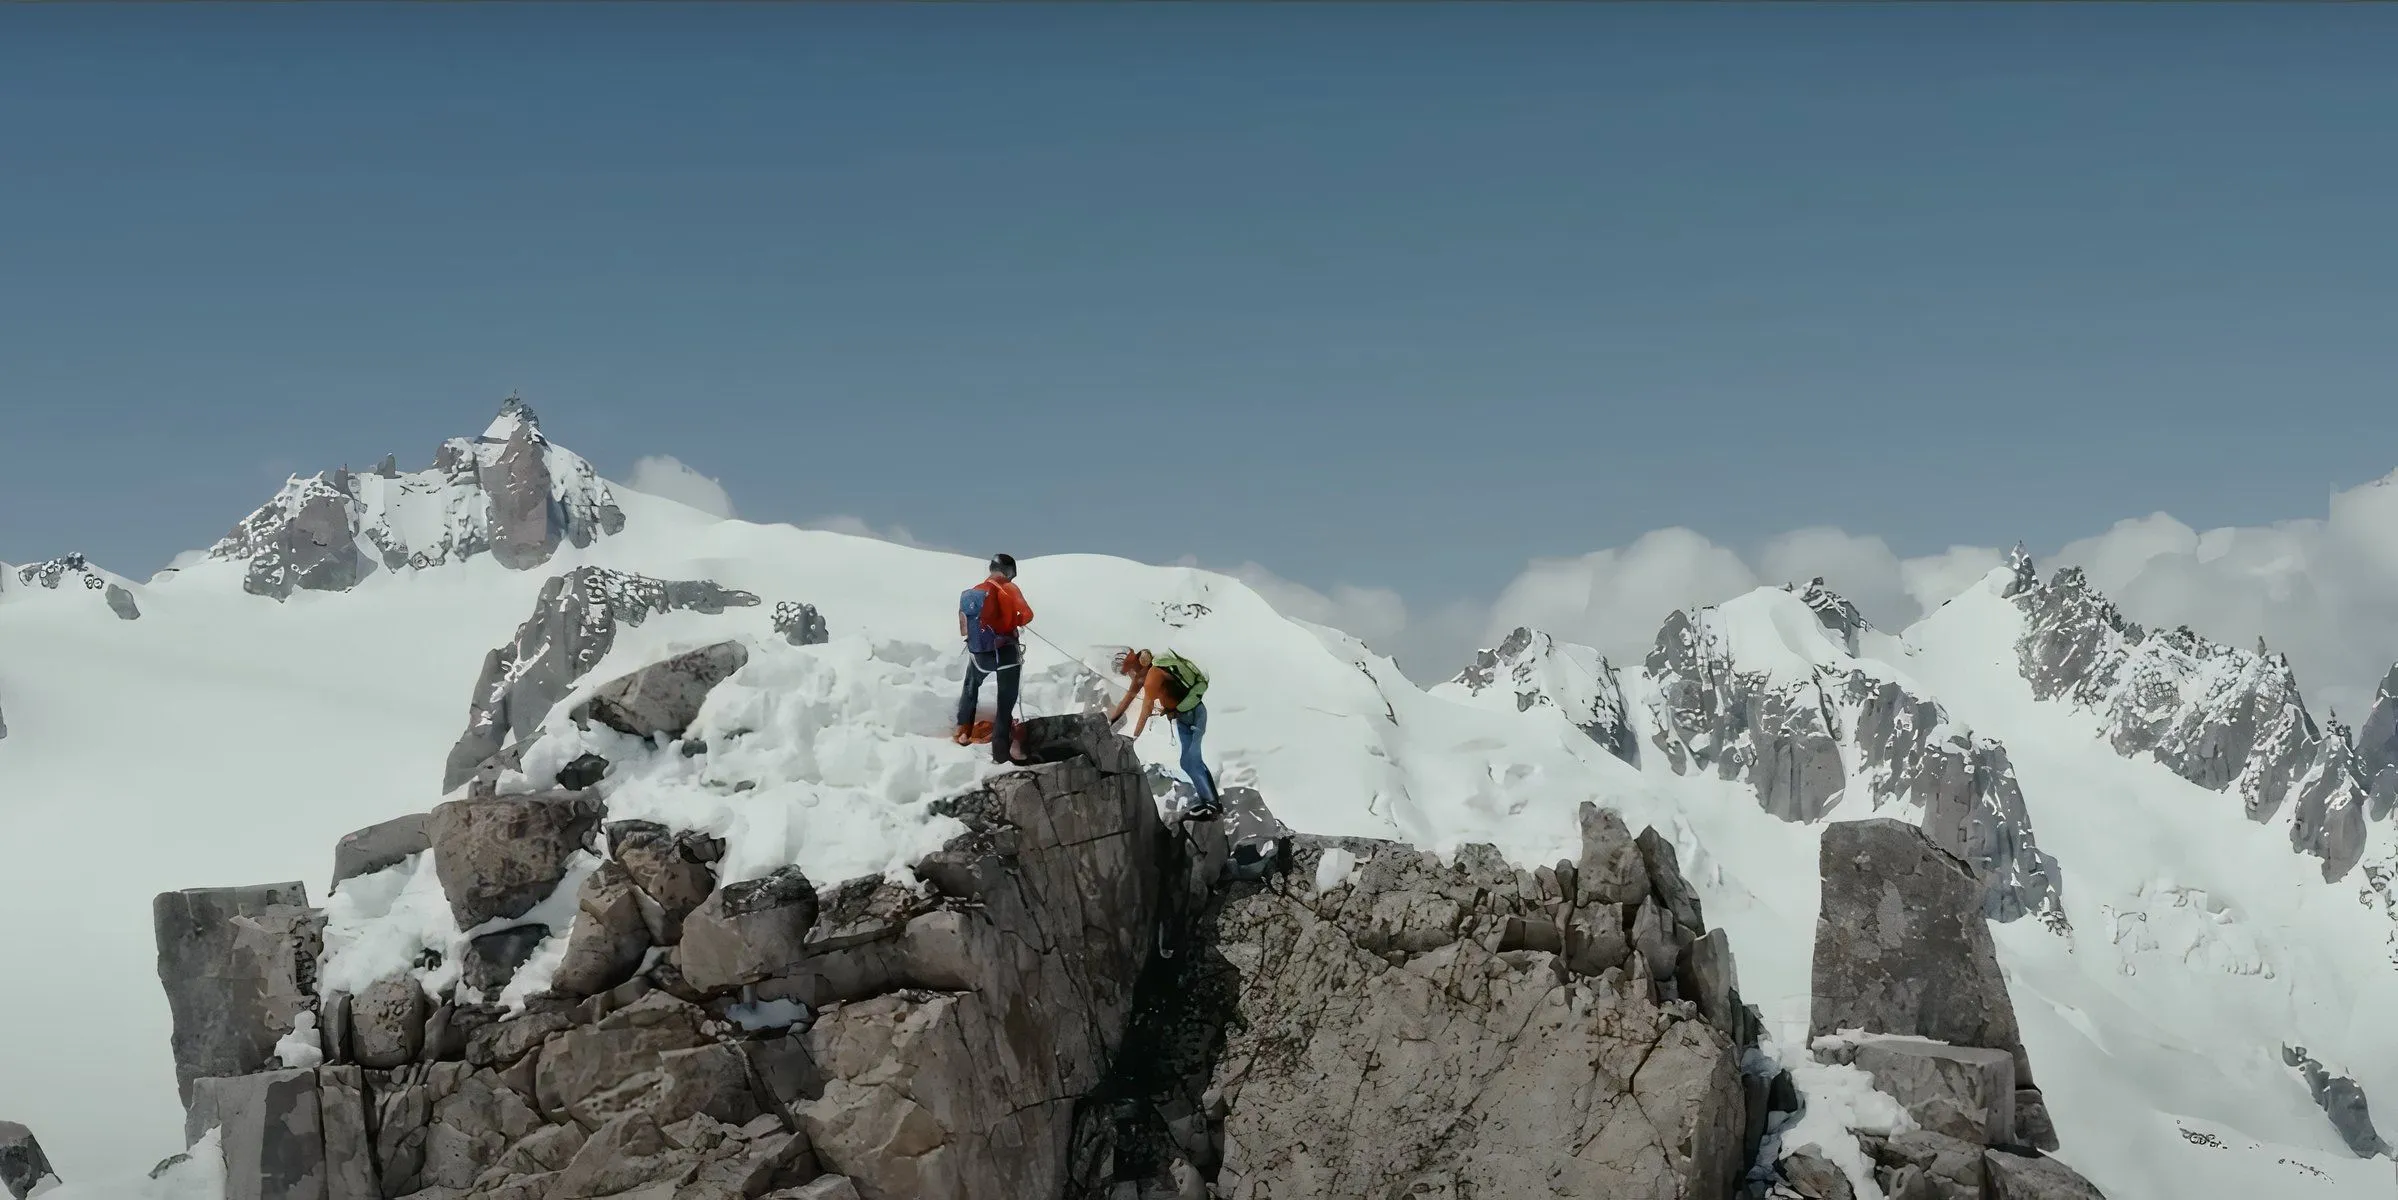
126, 636, 1793, 1200
2010, 562, 2368, 881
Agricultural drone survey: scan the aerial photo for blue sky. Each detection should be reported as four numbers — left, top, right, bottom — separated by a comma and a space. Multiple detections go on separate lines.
6, 5, 2398, 641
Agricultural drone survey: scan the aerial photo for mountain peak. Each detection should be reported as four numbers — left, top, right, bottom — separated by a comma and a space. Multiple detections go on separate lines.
479, 394, 544, 445
207, 399, 623, 599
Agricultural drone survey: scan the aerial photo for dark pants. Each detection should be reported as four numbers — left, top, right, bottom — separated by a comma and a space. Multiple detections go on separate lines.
958, 641, 1023, 761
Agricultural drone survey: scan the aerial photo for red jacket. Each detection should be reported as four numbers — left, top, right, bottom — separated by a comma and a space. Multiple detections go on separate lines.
971, 577, 1034, 638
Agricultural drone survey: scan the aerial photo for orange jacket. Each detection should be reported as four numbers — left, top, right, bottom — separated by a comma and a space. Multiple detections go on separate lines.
971, 577, 1034, 638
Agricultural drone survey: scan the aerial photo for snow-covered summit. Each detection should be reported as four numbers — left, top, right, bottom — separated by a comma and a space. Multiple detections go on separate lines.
1435, 626, 1636, 763
206, 398, 626, 599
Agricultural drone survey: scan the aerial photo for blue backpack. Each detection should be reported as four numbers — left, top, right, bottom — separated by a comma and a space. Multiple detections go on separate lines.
961, 586, 1007, 654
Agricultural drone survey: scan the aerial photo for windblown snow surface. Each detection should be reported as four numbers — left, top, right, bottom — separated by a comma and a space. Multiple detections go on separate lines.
5, 483, 2395, 1198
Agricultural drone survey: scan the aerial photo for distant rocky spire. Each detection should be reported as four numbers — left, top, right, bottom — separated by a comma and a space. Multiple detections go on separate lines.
479, 393, 544, 445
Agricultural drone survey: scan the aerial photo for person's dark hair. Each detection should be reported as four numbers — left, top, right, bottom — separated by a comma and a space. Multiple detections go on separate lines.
989, 553, 1017, 580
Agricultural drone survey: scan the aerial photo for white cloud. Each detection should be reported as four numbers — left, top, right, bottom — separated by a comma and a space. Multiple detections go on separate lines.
624, 455, 736, 519
1484, 528, 1764, 667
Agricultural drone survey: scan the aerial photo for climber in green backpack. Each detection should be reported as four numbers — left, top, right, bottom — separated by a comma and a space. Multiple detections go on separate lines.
1107, 647, 1220, 819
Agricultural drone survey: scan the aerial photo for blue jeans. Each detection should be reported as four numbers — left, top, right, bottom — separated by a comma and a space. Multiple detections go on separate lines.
957, 642, 1022, 761
1174, 702, 1218, 808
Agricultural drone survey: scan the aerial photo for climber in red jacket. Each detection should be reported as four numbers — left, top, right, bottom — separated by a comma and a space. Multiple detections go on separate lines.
957, 553, 1035, 764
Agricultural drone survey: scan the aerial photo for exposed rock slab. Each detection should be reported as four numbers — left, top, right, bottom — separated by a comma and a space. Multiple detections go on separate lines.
1983, 1147, 2107, 1200
573, 641, 749, 741
153, 882, 320, 1105
331, 813, 431, 891
0, 1122, 60, 1200
1810, 820, 2031, 1085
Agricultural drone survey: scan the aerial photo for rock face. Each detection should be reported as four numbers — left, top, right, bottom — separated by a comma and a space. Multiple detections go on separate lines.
0, 1121, 60, 1200
2283, 1045, 2392, 1158
153, 882, 321, 1105
2358, 664, 2398, 823
572, 642, 749, 742
440, 567, 762, 792
1799, 819, 2107, 1200
1643, 594, 2062, 924
208, 398, 629, 600
2013, 564, 2368, 880
1069, 800, 1766, 1199
1442, 626, 1638, 763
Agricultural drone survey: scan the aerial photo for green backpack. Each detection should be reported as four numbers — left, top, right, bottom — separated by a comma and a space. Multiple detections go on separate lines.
1152, 652, 1209, 713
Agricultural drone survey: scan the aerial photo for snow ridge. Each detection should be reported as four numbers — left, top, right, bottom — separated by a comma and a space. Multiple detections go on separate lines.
2012, 562, 2371, 880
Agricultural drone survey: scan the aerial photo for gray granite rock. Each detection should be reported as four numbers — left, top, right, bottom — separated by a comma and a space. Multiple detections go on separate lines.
153, 882, 320, 1104
573, 641, 749, 741
429, 791, 605, 929
0, 1122, 60, 1200
1982, 1147, 2107, 1199
440, 568, 760, 792
1810, 820, 2031, 1087
330, 812, 431, 892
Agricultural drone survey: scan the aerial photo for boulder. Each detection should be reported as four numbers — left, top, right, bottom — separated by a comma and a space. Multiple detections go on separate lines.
772, 601, 830, 647
678, 866, 819, 994
0, 1122, 59, 1200
554, 752, 610, 791
463, 925, 551, 995
330, 812, 431, 891
1782, 1150, 1854, 1200
153, 882, 320, 1104
551, 862, 655, 999
1983, 1148, 2107, 1200
1845, 1037, 2016, 1146
429, 791, 604, 928
1636, 825, 1706, 934
184, 1069, 329, 1200
1810, 819, 2031, 1085
105, 582, 141, 620
574, 641, 749, 741
1864, 1131, 1986, 1200
348, 976, 429, 1069
609, 821, 720, 944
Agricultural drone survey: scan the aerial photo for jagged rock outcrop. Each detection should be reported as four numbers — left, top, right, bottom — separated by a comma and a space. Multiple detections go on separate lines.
7, 553, 141, 619
2357, 665, 2398, 823
167, 692, 1782, 1200
2012, 564, 2368, 879
1069, 798, 1773, 1199
1797, 820, 2104, 1199
773, 601, 830, 648
1645, 596, 2062, 923
572, 641, 749, 742
171, 713, 1171, 1200
0, 1122, 59, 1200
209, 397, 630, 600
331, 813, 432, 891
1443, 626, 1638, 763
2282, 1045, 2392, 1159
440, 567, 762, 792
154, 882, 322, 1105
